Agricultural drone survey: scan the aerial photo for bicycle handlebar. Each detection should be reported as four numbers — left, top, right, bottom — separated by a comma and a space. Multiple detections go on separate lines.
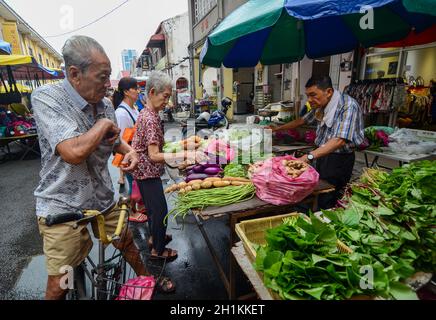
45, 197, 130, 245
45, 212, 84, 227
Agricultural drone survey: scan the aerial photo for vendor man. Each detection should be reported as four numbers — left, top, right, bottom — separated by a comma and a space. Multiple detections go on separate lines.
272, 76, 364, 209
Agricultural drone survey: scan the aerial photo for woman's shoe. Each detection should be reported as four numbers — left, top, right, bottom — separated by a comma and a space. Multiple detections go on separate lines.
150, 248, 178, 262
128, 213, 148, 223
148, 234, 172, 249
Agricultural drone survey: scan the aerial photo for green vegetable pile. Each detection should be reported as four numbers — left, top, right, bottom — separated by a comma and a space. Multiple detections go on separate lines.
255, 160, 436, 300
163, 141, 183, 153
255, 214, 416, 300
228, 129, 251, 142
166, 184, 256, 222
223, 163, 248, 178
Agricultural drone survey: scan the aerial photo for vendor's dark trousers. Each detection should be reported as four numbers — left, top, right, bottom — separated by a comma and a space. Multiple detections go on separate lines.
315, 152, 355, 210
137, 178, 168, 255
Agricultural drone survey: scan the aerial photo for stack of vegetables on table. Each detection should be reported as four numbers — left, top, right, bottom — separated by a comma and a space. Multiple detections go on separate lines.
254, 160, 436, 300
361, 126, 394, 151
163, 129, 321, 223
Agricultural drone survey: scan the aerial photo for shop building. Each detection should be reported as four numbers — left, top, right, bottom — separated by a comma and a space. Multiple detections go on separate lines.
0, 0, 62, 69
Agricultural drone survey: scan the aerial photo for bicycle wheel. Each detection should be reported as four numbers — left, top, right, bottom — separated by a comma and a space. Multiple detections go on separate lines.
66, 264, 88, 300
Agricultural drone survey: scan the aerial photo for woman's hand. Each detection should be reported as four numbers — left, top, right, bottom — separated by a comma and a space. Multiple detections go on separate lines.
121, 150, 139, 172
266, 124, 279, 132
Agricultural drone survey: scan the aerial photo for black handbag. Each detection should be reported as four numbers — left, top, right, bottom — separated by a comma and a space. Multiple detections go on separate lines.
0, 67, 22, 105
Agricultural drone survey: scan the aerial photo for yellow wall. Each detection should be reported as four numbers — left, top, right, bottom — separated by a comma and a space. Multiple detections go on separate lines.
0, 15, 62, 69
20, 34, 61, 68
2, 21, 22, 54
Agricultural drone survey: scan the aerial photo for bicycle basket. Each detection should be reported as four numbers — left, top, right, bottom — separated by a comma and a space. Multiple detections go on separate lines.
99, 251, 167, 301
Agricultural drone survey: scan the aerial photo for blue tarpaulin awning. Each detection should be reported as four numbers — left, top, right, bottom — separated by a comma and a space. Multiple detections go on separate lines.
0, 41, 12, 55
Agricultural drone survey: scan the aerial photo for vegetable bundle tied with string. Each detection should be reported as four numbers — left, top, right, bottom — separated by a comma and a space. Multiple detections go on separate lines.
166, 183, 256, 222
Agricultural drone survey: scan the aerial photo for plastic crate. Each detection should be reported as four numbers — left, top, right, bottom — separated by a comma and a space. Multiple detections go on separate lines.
235, 212, 352, 262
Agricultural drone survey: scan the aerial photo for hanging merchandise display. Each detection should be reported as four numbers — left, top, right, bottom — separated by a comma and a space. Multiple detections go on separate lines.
398, 85, 433, 127
345, 78, 408, 115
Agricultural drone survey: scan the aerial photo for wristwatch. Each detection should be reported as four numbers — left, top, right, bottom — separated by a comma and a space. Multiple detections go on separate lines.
307, 153, 315, 163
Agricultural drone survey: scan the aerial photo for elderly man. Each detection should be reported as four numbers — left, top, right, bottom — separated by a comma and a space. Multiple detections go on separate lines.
272, 76, 364, 209
32, 36, 147, 300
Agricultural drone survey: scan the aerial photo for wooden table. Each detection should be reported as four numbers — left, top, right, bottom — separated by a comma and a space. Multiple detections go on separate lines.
192, 179, 335, 300
272, 144, 314, 156
231, 242, 274, 300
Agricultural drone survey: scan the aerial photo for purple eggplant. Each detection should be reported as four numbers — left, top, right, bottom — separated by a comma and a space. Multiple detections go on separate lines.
192, 165, 205, 173
204, 167, 223, 175
185, 173, 209, 182
203, 163, 221, 169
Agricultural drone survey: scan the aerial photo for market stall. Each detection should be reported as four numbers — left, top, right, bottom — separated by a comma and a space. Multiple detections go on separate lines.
162, 128, 336, 299
361, 128, 436, 168
231, 161, 435, 300
0, 55, 63, 161
186, 0, 436, 300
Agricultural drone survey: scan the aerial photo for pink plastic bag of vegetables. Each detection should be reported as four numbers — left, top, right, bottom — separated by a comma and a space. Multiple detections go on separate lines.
251, 156, 319, 205
116, 276, 155, 300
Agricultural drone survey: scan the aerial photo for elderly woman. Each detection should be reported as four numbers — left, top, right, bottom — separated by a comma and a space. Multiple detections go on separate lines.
132, 71, 199, 263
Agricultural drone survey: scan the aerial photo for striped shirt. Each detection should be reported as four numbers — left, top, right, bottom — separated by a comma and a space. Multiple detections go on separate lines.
31, 79, 118, 218
303, 93, 364, 153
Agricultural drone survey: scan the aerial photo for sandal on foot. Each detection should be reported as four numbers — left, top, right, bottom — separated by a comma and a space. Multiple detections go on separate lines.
148, 234, 172, 249
156, 277, 176, 294
150, 248, 178, 262
128, 213, 148, 223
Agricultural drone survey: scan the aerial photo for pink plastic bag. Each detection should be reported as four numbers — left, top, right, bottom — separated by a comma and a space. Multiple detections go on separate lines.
251, 156, 319, 206
116, 276, 155, 300
131, 180, 142, 203
206, 139, 235, 163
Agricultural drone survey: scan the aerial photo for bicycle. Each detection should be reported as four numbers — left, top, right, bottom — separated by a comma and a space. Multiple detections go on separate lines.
45, 196, 167, 300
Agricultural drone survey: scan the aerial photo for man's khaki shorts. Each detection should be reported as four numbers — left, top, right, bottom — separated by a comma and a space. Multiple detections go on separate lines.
37, 205, 126, 276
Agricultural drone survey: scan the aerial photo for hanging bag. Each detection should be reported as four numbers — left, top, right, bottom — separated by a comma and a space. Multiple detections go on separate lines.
112, 105, 137, 168
0, 67, 22, 105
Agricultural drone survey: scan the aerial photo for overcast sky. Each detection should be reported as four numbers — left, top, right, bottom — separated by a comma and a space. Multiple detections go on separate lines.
5, 0, 188, 77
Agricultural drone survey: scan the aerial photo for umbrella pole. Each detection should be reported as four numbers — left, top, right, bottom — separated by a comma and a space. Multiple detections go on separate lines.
296, 60, 301, 118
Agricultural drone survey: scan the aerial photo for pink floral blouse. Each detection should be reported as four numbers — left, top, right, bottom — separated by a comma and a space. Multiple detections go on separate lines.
132, 106, 165, 180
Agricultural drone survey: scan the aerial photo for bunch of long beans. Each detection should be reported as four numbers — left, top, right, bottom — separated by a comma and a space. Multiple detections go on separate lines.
165, 184, 256, 223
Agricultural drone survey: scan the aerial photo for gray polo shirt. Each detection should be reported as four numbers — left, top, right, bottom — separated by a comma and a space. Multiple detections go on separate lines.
32, 79, 117, 218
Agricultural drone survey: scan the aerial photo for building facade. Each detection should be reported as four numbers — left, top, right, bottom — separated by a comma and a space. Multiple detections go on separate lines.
121, 49, 138, 74
0, 0, 62, 69
138, 12, 191, 95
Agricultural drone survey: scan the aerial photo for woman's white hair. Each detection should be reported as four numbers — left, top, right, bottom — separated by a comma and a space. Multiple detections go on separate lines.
146, 71, 173, 95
